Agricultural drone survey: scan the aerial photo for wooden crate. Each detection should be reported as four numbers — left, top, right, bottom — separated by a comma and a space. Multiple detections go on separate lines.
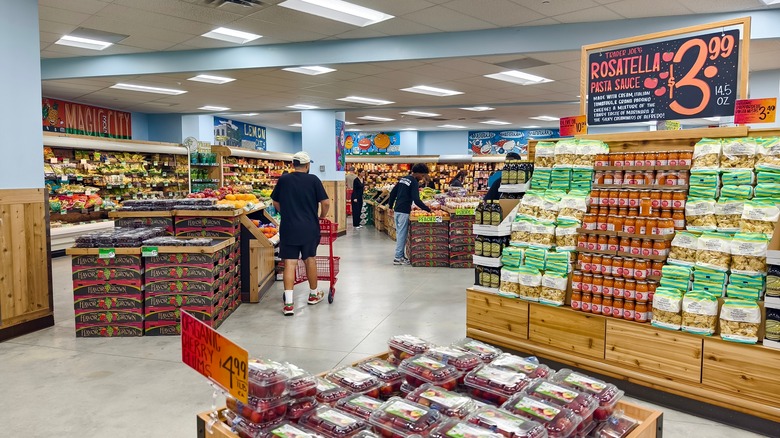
467, 290, 529, 340
701, 338, 780, 406
528, 302, 606, 360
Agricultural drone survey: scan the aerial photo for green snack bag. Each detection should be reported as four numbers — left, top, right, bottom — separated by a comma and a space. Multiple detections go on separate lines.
719, 185, 753, 200
720, 170, 754, 186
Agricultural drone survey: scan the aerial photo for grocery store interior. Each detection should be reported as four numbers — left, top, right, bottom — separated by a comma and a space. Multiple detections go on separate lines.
2, 0, 780, 437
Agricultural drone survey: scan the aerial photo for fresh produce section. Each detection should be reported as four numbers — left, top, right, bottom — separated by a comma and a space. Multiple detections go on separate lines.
350, 161, 499, 194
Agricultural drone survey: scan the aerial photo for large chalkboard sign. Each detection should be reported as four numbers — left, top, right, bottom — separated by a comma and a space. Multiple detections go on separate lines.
582, 18, 750, 126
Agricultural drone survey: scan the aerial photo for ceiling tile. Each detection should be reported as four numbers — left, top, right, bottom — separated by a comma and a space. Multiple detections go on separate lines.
442, 0, 546, 27
355, 0, 437, 16
330, 28, 388, 40
604, 0, 692, 18
362, 17, 441, 36
94, 4, 212, 35
113, 0, 244, 25
552, 6, 625, 23
39, 0, 111, 15
230, 17, 329, 42
38, 5, 91, 26
678, 0, 769, 13
512, 0, 601, 16
431, 58, 504, 76
403, 6, 497, 32
247, 6, 355, 36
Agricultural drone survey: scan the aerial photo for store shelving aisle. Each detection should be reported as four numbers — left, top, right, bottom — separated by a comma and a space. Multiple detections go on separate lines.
0, 228, 767, 437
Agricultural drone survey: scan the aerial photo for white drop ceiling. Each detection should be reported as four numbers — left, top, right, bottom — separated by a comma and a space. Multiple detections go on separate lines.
38, 0, 780, 131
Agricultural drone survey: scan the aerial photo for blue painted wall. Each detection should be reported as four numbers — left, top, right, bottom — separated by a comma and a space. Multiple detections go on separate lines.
131, 112, 149, 141
147, 114, 183, 143
418, 131, 469, 155
399, 131, 419, 155
267, 127, 302, 153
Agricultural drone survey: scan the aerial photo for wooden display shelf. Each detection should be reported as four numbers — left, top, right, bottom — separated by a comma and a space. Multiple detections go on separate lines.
109, 210, 173, 218
465, 288, 780, 423
65, 247, 142, 255
153, 238, 235, 254
616, 251, 667, 261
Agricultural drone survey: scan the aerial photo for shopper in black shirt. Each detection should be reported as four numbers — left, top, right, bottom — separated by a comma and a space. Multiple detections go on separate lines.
387, 163, 432, 265
271, 151, 330, 316
449, 170, 467, 188
351, 169, 365, 229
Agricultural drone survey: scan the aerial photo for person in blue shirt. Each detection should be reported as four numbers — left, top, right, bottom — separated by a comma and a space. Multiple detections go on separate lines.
484, 152, 521, 201
387, 163, 432, 265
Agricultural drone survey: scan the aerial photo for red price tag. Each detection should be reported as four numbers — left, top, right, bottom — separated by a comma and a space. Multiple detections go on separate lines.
734, 98, 777, 124
560, 115, 587, 137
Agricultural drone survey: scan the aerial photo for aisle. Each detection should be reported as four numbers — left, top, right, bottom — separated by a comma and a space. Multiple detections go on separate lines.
0, 228, 765, 437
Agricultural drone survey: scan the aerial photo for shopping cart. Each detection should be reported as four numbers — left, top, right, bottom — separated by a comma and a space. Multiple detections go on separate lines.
294, 218, 340, 303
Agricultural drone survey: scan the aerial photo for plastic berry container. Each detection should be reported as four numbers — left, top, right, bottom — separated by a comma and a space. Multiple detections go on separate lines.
356, 359, 404, 399
398, 355, 461, 391
501, 394, 582, 438
288, 397, 319, 423
368, 397, 444, 438
325, 367, 382, 398
452, 338, 503, 363
465, 406, 548, 438
316, 378, 353, 406
260, 421, 326, 438
227, 394, 290, 426
224, 408, 284, 438
430, 420, 504, 438
249, 358, 291, 399
424, 346, 482, 382
490, 354, 553, 380
352, 431, 381, 438
405, 383, 477, 419
299, 406, 369, 438
523, 380, 598, 430
592, 413, 639, 438
463, 365, 533, 406
335, 394, 383, 421
287, 364, 318, 399
549, 370, 624, 422
387, 355, 402, 367
399, 383, 414, 398
388, 335, 433, 360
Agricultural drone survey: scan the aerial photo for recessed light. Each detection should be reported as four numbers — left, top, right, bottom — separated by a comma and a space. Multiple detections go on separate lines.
529, 116, 559, 122
485, 70, 553, 85
289, 123, 303, 127
110, 83, 187, 95
760, 0, 780, 5
401, 110, 441, 117
282, 66, 337, 75
401, 85, 463, 97
480, 120, 511, 126
461, 106, 495, 112
237, 113, 259, 116
279, 0, 393, 27
199, 105, 231, 112
344, 121, 357, 125
187, 74, 236, 84
358, 116, 395, 122
338, 96, 394, 105
401, 128, 418, 131
287, 104, 320, 110
439, 124, 466, 129
523, 125, 541, 129
55, 35, 112, 50
202, 27, 262, 44
346, 128, 361, 132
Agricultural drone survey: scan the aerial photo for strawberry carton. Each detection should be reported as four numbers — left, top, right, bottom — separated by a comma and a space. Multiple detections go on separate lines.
71, 254, 142, 269
72, 267, 142, 283
299, 406, 369, 438
548, 370, 623, 422
145, 265, 217, 282
286, 364, 318, 399
75, 322, 143, 337
144, 252, 217, 268
74, 295, 142, 311
397, 356, 460, 391
368, 397, 444, 438
465, 406, 547, 438
452, 338, 503, 363
463, 365, 533, 406
143, 320, 182, 336
334, 394, 383, 421
399, 383, 414, 398
249, 358, 291, 399
489, 355, 553, 380
522, 380, 598, 432
430, 420, 504, 438
501, 395, 581, 438
227, 395, 290, 426
387, 335, 433, 361
405, 383, 477, 419
259, 421, 325, 438
74, 308, 144, 324
145, 279, 217, 294
72, 283, 142, 297
355, 359, 404, 399
325, 367, 382, 399
316, 378, 353, 406
144, 293, 216, 308
288, 397, 319, 423
424, 346, 482, 383
223, 409, 284, 438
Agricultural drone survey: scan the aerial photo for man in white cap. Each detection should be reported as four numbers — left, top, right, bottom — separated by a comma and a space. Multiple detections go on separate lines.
271, 151, 331, 316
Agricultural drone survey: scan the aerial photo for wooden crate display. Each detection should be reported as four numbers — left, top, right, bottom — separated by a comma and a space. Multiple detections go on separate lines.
467, 290, 529, 340
408, 219, 450, 267
449, 214, 474, 268
110, 211, 174, 235
528, 302, 606, 360
175, 215, 240, 238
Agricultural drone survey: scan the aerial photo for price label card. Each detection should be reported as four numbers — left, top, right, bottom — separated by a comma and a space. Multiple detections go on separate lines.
98, 248, 116, 259
559, 115, 588, 137
80, 159, 88, 165
76, 176, 83, 181
182, 311, 249, 404
153, 161, 158, 166
734, 98, 777, 124
49, 157, 57, 164
141, 246, 159, 257
455, 208, 475, 216
63, 158, 70, 164
61, 175, 68, 182
417, 216, 442, 223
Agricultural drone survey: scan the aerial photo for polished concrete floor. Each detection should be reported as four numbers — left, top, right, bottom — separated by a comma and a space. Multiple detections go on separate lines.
0, 228, 767, 437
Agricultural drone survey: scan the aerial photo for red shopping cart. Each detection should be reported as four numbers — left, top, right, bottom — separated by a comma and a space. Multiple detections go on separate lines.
294, 219, 340, 303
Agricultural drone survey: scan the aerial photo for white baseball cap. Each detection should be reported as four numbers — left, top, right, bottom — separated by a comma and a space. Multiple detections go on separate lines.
292, 151, 313, 164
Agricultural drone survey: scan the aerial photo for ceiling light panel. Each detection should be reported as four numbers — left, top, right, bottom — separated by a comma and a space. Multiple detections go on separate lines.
401, 111, 441, 117
279, 0, 394, 27
202, 27, 262, 44
282, 66, 337, 75
401, 85, 463, 97
55, 35, 112, 50
288, 104, 320, 109
358, 116, 395, 122
337, 96, 394, 105
529, 116, 559, 121
484, 70, 553, 85
461, 106, 494, 112
289, 123, 303, 127
188, 75, 236, 84
199, 106, 231, 111
439, 124, 466, 129
480, 120, 511, 125
110, 83, 187, 95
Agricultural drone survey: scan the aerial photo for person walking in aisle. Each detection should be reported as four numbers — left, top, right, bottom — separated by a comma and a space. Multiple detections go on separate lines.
484, 152, 521, 201
271, 151, 331, 316
449, 170, 467, 188
351, 169, 366, 229
387, 163, 432, 265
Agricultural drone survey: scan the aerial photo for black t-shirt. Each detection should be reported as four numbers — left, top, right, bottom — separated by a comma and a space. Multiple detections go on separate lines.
271, 172, 329, 245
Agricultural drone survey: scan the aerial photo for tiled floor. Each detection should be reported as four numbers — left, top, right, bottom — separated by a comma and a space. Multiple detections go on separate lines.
0, 228, 768, 437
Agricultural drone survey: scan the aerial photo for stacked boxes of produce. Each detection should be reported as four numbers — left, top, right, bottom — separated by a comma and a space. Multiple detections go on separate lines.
445, 197, 481, 269
68, 228, 166, 337
649, 136, 780, 345
408, 211, 451, 267
111, 199, 178, 235
174, 214, 240, 238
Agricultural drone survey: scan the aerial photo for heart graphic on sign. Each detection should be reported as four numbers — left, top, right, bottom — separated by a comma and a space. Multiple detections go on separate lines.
662, 52, 674, 62
659, 72, 669, 79
644, 77, 658, 89
704, 66, 718, 78
654, 87, 667, 97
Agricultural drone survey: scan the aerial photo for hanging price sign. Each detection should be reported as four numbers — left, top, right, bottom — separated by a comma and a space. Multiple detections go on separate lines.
182, 311, 249, 403
559, 115, 587, 137
734, 98, 777, 124
98, 248, 116, 259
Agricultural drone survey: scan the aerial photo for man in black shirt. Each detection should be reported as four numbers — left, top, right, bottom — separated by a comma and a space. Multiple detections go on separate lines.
351, 169, 365, 229
271, 151, 330, 316
387, 163, 432, 265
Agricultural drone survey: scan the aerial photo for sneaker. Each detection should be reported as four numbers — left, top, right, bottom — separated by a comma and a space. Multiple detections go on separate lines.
355, 225, 363, 229
393, 258, 411, 265
283, 304, 294, 316
307, 289, 325, 305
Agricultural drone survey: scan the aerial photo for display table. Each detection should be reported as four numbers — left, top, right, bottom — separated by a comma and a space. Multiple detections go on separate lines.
195, 351, 664, 438
466, 289, 780, 423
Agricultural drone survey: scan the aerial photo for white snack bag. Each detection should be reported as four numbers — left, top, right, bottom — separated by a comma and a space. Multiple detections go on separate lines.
554, 222, 579, 251
540, 272, 568, 306
685, 199, 717, 231
729, 233, 768, 274
510, 218, 533, 246
681, 292, 719, 336
695, 232, 731, 272
756, 137, 780, 170
692, 138, 721, 169
518, 192, 543, 218
499, 267, 520, 297
517, 267, 542, 302
529, 221, 555, 248
741, 200, 780, 237
720, 299, 762, 344
720, 137, 757, 169
667, 231, 699, 266
557, 194, 588, 223
714, 199, 744, 232
534, 142, 556, 168
651, 288, 683, 330
553, 140, 578, 167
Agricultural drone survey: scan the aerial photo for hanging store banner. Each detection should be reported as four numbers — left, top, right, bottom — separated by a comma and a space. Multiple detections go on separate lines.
583, 18, 749, 126
214, 117, 267, 150
345, 132, 400, 155
336, 120, 346, 171
468, 129, 559, 155
42, 98, 132, 139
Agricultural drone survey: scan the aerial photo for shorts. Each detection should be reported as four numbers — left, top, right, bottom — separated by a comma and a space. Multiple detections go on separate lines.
279, 237, 319, 260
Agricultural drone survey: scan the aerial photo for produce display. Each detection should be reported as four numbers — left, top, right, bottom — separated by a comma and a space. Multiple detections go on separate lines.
398, 355, 461, 390
463, 365, 533, 405
335, 394, 384, 421
325, 367, 383, 398
356, 359, 404, 399
352, 162, 498, 194
429, 420, 503, 438
368, 397, 444, 438
501, 394, 582, 438
222, 156, 291, 189
405, 384, 477, 419
465, 406, 547, 438
299, 406, 369, 438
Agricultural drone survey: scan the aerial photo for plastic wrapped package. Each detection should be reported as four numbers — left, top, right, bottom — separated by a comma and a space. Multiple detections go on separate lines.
288, 398, 319, 422
224, 409, 285, 438
741, 200, 780, 237
258, 421, 326, 438
720, 137, 757, 169
756, 136, 780, 170
463, 365, 533, 405
227, 395, 290, 426
518, 192, 543, 219
522, 380, 598, 428
681, 292, 719, 336
557, 193, 588, 223
753, 183, 780, 201
729, 233, 768, 274
405, 383, 478, 419
388, 335, 433, 360
667, 232, 699, 266
688, 169, 720, 188
529, 221, 555, 248
298, 406, 369, 438
288, 364, 318, 399
316, 378, 353, 405
517, 267, 543, 302
691, 138, 721, 169
490, 354, 552, 380
651, 288, 684, 331
685, 199, 717, 231
695, 232, 731, 272
549, 370, 624, 422
356, 359, 404, 399
534, 142, 556, 168
553, 140, 578, 168
540, 273, 567, 306
424, 346, 482, 379
368, 397, 444, 438
334, 394, 383, 421
325, 367, 382, 398
452, 338, 503, 363
718, 185, 753, 200
500, 267, 521, 298
720, 170, 755, 186
554, 220, 579, 251
501, 394, 582, 438
249, 358, 291, 399
719, 299, 762, 344
465, 406, 548, 438
659, 265, 693, 292
714, 199, 744, 232
430, 420, 505, 438
592, 413, 639, 438
398, 355, 461, 390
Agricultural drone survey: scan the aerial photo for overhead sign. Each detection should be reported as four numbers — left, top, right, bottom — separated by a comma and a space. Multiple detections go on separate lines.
345, 132, 400, 155
468, 129, 559, 155
559, 116, 587, 137
42, 98, 132, 139
181, 311, 249, 403
583, 18, 749, 126
733, 98, 777, 124
214, 117, 267, 150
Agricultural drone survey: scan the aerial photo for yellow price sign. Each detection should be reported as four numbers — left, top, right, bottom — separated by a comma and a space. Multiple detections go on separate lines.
181, 311, 249, 403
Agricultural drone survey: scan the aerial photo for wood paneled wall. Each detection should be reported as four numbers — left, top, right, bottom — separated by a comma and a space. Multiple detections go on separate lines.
322, 180, 347, 234
0, 188, 53, 339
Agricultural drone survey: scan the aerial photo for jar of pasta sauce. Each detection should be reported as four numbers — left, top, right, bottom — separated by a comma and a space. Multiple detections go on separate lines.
623, 300, 636, 320
612, 298, 624, 319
